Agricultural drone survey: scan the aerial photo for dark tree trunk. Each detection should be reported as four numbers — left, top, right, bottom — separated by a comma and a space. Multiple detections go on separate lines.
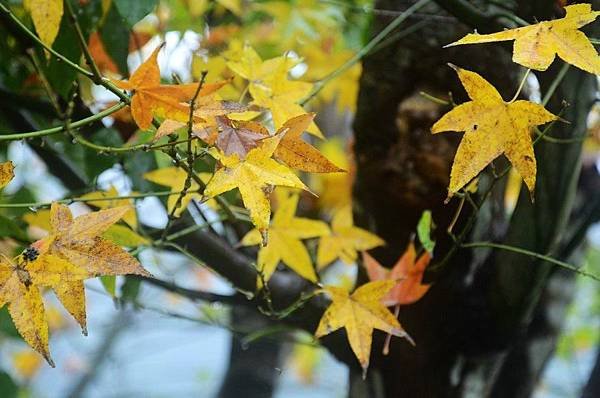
350, 0, 599, 397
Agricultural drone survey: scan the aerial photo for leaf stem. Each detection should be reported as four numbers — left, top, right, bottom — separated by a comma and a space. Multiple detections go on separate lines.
0, 102, 126, 140
462, 241, 600, 281
509, 68, 530, 103
64, 0, 103, 83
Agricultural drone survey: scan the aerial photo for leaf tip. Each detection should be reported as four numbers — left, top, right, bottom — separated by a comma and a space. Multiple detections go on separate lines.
447, 63, 460, 72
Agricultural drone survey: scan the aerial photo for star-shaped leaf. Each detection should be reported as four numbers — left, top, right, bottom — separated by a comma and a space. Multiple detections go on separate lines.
446, 4, 600, 74
225, 44, 322, 137
363, 242, 432, 306
315, 281, 411, 375
317, 205, 384, 269
204, 135, 310, 241
431, 65, 558, 196
32, 204, 150, 334
241, 190, 330, 284
113, 45, 227, 130
274, 113, 345, 173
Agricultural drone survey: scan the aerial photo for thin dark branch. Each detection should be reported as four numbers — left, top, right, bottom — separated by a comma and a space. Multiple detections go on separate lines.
135, 276, 251, 306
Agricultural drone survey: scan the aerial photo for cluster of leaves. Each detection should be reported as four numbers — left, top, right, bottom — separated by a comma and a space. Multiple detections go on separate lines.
0, 164, 149, 365
435, 4, 600, 198
1, 0, 599, 383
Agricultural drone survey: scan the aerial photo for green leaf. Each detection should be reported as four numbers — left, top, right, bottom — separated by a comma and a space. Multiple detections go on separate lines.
417, 210, 435, 254
100, 275, 117, 298
113, 0, 158, 27
100, 3, 130, 75
120, 276, 142, 303
44, 16, 81, 99
0, 371, 17, 398
0, 307, 19, 338
0, 215, 28, 242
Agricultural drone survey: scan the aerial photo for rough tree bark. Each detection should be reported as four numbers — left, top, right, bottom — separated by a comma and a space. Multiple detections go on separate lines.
350, 0, 599, 396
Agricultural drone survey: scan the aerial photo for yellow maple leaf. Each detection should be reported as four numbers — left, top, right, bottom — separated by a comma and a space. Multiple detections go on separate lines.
113, 45, 227, 130
225, 45, 322, 137
24, 0, 63, 49
143, 167, 212, 216
315, 281, 411, 375
204, 135, 310, 241
24, 208, 147, 247
32, 204, 150, 335
446, 4, 600, 74
431, 65, 558, 197
317, 205, 384, 269
0, 251, 89, 365
79, 186, 138, 229
0, 161, 14, 188
274, 113, 345, 173
241, 191, 329, 284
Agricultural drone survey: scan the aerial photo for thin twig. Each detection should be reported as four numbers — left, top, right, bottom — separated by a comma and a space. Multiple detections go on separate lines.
462, 242, 600, 282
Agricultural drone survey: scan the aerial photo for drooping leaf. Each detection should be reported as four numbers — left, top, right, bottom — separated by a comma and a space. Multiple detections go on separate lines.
431, 65, 558, 197
241, 190, 330, 285
31, 203, 150, 334
0, 251, 89, 365
24, 0, 63, 49
446, 4, 600, 74
363, 242, 432, 306
315, 281, 411, 375
317, 205, 384, 269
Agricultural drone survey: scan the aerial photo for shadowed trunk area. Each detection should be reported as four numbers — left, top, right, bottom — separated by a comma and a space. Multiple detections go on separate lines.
349, 0, 600, 396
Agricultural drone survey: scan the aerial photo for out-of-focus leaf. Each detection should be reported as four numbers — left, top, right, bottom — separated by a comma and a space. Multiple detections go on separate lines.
44, 16, 81, 99
113, 0, 158, 27
0, 215, 28, 242
0, 371, 17, 398
99, 3, 130, 75
100, 275, 117, 298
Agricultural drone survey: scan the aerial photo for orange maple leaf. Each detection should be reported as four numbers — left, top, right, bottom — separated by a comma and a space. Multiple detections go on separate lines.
113, 45, 227, 130
363, 242, 431, 306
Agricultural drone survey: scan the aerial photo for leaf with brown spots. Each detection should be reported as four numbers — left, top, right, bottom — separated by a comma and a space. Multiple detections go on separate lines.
446, 4, 600, 74
315, 281, 412, 376
274, 114, 345, 173
31, 203, 150, 336
431, 65, 558, 197
0, 251, 89, 365
0, 161, 14, 189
